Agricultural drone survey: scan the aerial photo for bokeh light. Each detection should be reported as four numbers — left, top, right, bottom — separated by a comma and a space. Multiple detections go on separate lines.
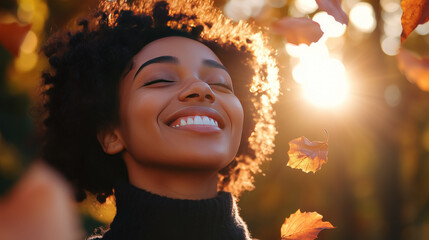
416, 21, 429, 35
381, 0, 400, 13
384, 84, 401, 107
313, 12, 346, 38
380, 0, 401, 56
14, 52, 38, 72
382, 10, 402, 37
0, 134, 23, 178
381, 36, 400, 56
343, 0, 360, 11
224, 0, 252, 21
17, 0, 35, 23
383, 19, 402, 37
20, 30, 38, 54
295, 0, 318, 14
224, 0, 267, 21
350, 2, 377, 33
7, 0, 48, 93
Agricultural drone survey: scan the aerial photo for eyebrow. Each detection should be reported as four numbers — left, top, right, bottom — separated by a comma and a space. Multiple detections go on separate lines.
133, 55, 228, 80
134, 56, 178, 79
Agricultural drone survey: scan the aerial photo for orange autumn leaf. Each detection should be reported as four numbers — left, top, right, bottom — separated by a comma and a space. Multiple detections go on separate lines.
270, 17, 323, 45
281, 209, 335, 240
315, 0, 349, 25
287, 131, 328, 173
400, 0, 429, 43
397, 48, 429, 91
0, 22, 31, 57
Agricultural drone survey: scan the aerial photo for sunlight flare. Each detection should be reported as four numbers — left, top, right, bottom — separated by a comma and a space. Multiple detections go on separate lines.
289, 41, 349, 108
294, 58, 349, 108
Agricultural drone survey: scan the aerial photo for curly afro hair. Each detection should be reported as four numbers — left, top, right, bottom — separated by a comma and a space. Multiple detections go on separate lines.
41, 0, 279, 203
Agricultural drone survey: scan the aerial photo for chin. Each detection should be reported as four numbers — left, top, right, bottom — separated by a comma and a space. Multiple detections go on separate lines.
155, 149, 234, 171
174, 156, 233, 171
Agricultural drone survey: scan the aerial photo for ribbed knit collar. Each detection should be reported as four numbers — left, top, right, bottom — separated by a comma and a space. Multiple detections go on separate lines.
99, 182, 251, 240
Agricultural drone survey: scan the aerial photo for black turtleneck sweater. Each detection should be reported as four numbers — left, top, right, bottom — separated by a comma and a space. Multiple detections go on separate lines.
92, 183, 251, 240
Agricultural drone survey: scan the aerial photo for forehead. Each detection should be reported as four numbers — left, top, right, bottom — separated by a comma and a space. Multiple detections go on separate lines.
133, 36, 221, 65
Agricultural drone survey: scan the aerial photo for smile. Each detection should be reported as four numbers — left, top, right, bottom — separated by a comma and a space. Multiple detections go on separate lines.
170, 116, 219, 128
165, 106, 225, 130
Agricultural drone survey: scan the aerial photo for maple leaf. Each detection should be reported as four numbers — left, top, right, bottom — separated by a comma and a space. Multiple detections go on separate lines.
287, 130, 328, 173
397, 48, 429, 92
315, 0, 349, 25
0, 22, 31, 57
270, 17, 324, 46
281, 209, 335, 240
400, 0, 429, 43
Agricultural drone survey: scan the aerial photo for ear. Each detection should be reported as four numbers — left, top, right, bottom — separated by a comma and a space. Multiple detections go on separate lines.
97, 128, 124, 155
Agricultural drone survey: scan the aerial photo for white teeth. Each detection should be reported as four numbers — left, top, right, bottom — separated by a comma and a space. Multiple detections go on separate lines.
172, 116, 219, 127
187, 117, 194, 125
194, 116, 203, 124
202, 116, 211, 125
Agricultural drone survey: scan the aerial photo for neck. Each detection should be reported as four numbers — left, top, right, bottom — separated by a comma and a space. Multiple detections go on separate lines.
123, 156, 218, 200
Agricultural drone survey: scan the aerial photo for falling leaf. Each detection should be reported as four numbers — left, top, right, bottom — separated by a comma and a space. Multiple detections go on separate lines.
287, 130, 328, 173
281, 209, 335, 240
270, 17, 324, 45
315, 0, 349, 25
400, 0, 429, 42
0, 22, 31, 57
397, 48, 429, 91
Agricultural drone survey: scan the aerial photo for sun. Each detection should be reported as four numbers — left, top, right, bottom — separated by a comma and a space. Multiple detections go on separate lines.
293, 57, 349, 108
285, 8, 350, 109
288, 40, 349, 109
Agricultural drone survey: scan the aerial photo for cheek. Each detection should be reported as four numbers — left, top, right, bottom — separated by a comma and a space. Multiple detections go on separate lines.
231, 96, 244, 127
225, 95, 244, 145
120, 91, 167, 148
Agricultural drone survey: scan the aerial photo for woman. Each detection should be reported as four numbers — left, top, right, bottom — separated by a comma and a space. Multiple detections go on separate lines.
41, 0, 279, 239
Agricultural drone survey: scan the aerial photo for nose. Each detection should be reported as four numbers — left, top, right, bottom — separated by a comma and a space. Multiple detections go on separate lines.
178, 79, 215, 103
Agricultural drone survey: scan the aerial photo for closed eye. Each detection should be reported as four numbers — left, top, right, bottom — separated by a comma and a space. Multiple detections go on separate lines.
143, 79, 175, 87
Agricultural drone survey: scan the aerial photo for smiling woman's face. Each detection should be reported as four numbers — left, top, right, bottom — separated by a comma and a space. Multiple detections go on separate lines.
112, 36, 244, 173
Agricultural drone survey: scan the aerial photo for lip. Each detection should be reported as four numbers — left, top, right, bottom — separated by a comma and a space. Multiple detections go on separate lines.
164, 106, 226, 129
